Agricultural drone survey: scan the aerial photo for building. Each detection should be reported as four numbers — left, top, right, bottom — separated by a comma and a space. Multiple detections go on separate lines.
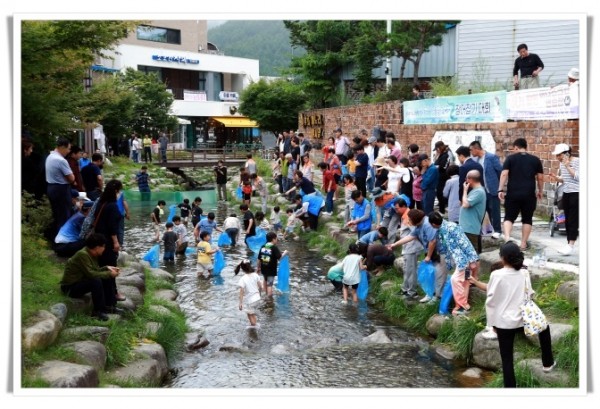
96, 20, 260, 149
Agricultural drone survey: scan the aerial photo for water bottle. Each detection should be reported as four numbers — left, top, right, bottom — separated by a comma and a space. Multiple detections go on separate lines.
539, 249, 547, 268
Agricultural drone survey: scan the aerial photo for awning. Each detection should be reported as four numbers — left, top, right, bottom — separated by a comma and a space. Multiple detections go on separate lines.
212, 116, 258, 128
177, 117, 191, 125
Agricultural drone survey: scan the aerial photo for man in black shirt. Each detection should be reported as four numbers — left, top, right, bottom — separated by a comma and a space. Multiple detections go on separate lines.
498, 138, 543, 250
214, 160, 228, 201
257, 232, 288, 298
513, 43, 544, 89
240, 204, 256, 246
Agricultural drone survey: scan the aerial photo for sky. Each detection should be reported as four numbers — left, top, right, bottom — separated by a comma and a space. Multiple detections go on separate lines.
3, 1, 599, 407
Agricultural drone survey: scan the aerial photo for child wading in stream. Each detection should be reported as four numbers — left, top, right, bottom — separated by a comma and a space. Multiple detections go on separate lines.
236, 259, 263, 329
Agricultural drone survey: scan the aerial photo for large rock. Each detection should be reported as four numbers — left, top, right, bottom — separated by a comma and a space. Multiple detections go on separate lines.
61, 326, 111, 344
118, 285, 144, 306
22, 310, 62, 352
64, 341, 107, 372
50, 303, 68, 325
116, 274, 146, 293
186, 333, 210, 351
425, 314, 449, 337
36, 360, 99, 387
471, 331, 502, 370
149, 268, 175, 282
133, 343, 169, 380
362, 329, 392, 344
109, 358, 166, 386
63, 295, 92, 314
117, 251, 136, 266
556, 280, 579, 306
517, 358, 570, 385
154, 289, 178, 301
149, 305, 174, 316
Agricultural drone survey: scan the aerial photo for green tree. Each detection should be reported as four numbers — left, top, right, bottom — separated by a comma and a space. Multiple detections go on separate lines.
284, 20, 356, 108
21, 20, 139, 149
239, 78, 306, 135
344, 20, 386, 95
383, 21, 459, 85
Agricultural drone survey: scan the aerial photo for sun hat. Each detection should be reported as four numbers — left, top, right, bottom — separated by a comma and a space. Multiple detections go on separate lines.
370, 187, 385, 199
374, 156, 387, 167
551, 143, 570, 155
567, 68, 579, 80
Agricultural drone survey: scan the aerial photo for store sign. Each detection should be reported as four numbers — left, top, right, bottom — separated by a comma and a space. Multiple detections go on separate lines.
152, 55, 200, 64
300, 113, 324, 139
403, 91, 507, 124
219, 91, 239, 102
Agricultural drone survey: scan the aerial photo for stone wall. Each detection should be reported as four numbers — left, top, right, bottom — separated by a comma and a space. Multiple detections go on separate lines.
299, 102, 580, 215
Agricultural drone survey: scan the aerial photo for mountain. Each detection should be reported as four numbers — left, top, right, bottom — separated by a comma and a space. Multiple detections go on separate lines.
208, 20, 303, 77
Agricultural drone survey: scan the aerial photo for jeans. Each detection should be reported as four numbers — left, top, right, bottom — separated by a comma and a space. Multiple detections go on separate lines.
132, 150, 139, 163
217, 184, 227, 201
325, 191, 334, 213
160, 148, 167, 162
486, 192, 502, 233
367, 166, 375, 192
422, 189, 436, 215
495, 325, 554, 387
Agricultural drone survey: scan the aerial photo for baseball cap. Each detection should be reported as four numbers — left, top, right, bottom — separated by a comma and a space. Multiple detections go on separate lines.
71, 189, 80, 198
368, 136, 377, 143
567, 68, 579, 80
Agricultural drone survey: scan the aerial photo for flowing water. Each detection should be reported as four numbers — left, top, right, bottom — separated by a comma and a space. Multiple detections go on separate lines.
123, 194, 484, 389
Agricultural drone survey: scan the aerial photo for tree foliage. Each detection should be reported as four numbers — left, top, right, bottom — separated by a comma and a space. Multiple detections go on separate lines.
21, 20, 139, 149
239, 78, 306, 135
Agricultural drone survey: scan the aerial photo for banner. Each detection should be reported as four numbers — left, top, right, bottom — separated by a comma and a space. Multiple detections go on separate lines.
403, 91, 506, 124
506, 84, 579, 120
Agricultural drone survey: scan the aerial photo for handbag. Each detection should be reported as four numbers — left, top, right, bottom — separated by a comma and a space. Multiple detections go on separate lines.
521, 290, 548, 336
80, 202, 106, 239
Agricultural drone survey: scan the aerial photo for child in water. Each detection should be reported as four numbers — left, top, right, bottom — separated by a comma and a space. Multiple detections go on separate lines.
340, 243, 366, 304
236, 259, 263, 329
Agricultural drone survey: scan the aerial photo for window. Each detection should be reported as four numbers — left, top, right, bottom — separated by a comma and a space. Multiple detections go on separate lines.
136, 25, 181, 45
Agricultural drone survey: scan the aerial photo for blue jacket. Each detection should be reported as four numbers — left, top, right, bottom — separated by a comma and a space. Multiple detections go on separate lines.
479, 152, 503, 194
421, 165, 439, 192
352, 199, 372, 231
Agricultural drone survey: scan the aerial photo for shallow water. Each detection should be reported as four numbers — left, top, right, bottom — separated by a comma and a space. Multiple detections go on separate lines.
123, 199, 479, 389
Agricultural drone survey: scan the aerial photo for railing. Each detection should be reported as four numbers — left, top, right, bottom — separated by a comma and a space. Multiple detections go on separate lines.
163, 144, 265, 166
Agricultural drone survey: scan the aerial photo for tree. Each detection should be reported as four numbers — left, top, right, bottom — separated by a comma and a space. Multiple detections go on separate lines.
284, 20, 356, 108
21, 20, 139, 150
344, 21, 386, 95
383, 21, 459, 85
239, 78, 306, 135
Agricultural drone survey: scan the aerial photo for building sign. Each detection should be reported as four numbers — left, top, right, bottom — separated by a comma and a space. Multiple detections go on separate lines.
219, 91, 239, 102
152, 55, 200, 64
431, 131, 497, 165
403, 91, 507, 124
300, 113, 325, 139
506, 84, 579, 120
183, 90, 207, 101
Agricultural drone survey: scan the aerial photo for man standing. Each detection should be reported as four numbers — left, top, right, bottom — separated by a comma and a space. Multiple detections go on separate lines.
298, 133, 312, 157
46, 137, 75, 236
214, 160, 228, 201
498, 138, 544, 250
131, 134, 140, 163
158, 132, 169, 163
469, 140, 503, 239
334, 127, 351, 165
513, 43, 544, 90
135, 165, 151, 201
142, 134, 152, 163
455, 146, 484, 203
353, 144, 369, 198
81, 153, 104, 201
460, 170, 487, 254
418, 154, 439, 215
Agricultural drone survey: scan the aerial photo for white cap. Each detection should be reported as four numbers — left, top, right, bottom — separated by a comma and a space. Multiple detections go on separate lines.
551, 143, 570, 155
78, 192, 90, 201
567, 68, 579, 80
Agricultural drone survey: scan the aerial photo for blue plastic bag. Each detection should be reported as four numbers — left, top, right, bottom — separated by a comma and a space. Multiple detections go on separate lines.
276, 255, 290, 292
236, 186, 243, 199
167, 204, 177, 223
217, 233, 232, 246
185, 246, 196, 256
357, 269, 369, 300
213, 249, 225, 276
142, 244, 160, 268
438, 277, 453, 315
417, 261, 436, 298
246, 228, 267, 254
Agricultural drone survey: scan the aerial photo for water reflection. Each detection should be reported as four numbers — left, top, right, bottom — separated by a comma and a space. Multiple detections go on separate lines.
122, 198, 471, 389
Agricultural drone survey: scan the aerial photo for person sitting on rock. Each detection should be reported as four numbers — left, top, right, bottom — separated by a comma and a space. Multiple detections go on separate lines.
59, 233, 123, 321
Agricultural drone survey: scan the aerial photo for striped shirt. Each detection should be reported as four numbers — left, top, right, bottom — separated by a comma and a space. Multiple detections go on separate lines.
559, 157, 579, 193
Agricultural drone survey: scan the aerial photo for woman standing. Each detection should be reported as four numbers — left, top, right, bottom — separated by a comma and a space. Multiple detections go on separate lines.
300, 153, 314, 182
549, 143, 579, 255
469, 241, 555, 387
92, 179, 126, 304
322, 136, 336, 162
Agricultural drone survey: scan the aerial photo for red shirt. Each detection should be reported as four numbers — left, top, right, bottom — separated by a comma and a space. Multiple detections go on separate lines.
322, 169, 337, 192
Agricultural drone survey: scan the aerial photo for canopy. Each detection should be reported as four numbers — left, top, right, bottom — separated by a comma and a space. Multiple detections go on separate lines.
212, 116, 258, 128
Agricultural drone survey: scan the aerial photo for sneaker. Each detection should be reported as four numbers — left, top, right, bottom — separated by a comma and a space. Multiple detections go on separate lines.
452, 307, 470, 316
543, 361, 556, 372
491, 232, 501, 239
558, 244, 574, 255
419, 295, 432, 303
481, 329, 497, 340
427, 296, 439, 305
341, 300, 348, 305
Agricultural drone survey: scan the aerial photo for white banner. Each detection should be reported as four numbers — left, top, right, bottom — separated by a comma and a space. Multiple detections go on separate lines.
507, 84, 579, 120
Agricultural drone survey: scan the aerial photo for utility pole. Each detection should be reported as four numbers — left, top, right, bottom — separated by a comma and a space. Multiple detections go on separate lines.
83, 67, 94, 154
386, 20, 392, 89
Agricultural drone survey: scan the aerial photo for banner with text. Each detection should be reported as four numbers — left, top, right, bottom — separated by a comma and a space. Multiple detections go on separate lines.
403, 91, 507, 125
506, 84, 579, 120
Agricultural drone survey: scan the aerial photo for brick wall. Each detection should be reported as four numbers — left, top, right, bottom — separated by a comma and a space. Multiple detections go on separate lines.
299, 101, 580, 215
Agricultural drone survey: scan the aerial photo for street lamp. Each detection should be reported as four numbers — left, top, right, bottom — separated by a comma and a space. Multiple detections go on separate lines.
83, 67, 94, 155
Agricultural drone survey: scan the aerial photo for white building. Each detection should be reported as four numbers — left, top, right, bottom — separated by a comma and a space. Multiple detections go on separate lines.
96, 20, 260, 148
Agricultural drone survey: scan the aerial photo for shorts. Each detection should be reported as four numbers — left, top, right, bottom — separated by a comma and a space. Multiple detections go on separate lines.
264, 275, 275, 287
504, 195, 536, 225
153, 224, 160, 235
243, 193, 251, 201
465, 233, 482, 254
244, 299, 260, 315
197, 262, 213, 274
343, 283, 359, 290
285, 226, 295, 233
273, 222, 282, 232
